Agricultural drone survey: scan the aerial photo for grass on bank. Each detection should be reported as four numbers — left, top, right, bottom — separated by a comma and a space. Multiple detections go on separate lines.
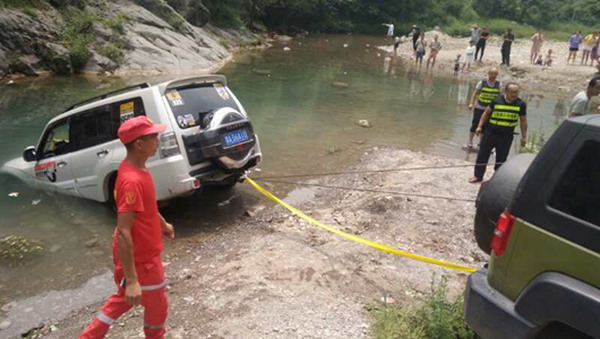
61, 8, 97, 71
370, 277, 475, 339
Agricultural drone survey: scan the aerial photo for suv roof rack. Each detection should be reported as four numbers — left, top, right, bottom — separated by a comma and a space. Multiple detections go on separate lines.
64, 82, 151, 112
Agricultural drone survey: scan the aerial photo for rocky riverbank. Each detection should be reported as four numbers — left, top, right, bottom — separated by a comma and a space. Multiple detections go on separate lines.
6, 148, 487, 339
0, 0, 264, 78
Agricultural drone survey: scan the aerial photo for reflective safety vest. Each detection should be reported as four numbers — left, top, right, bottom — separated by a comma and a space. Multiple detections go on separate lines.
489, 103, 522, 128
477, 79, 501, 106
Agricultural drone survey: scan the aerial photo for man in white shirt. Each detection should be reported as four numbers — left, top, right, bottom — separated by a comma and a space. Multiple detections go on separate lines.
567, 76, 600, 117
383, 23, 394, 42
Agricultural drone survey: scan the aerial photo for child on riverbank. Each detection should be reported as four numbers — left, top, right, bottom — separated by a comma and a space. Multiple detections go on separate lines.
454, 54, 461, 75
544, 49, 554, 66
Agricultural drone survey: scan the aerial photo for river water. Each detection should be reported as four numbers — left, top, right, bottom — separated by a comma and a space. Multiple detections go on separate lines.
0, 34, 566, 330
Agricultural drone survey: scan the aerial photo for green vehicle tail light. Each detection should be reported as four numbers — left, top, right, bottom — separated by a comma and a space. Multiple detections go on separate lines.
491, 211, 516, 256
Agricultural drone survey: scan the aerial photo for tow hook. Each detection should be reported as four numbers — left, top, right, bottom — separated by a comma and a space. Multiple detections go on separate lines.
238, 170, 251, 183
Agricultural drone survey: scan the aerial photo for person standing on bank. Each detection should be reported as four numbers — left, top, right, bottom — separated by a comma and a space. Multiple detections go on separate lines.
470, 24, 480, 45
80, 116, 175, 339
567, 31, 583, 64
469, 83, 528, 183
530, 30, 544, 64
408, 25, 421, 55
475, 25, 489, 62
415, 33, 427, 68
501, 28, 515, 66
382, 23, 394, 42
582, 32, 596, 66
466, 67, 501, 150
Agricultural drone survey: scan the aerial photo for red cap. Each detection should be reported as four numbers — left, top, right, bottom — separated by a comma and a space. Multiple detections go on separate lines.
117, 116, 167, 144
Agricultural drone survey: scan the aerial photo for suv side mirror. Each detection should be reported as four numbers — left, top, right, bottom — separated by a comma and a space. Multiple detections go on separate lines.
23, 146, 37, 162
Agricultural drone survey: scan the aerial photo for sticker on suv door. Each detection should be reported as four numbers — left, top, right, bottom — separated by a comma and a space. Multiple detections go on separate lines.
166, 91, 185, 106
120, 101, 135, 122
35, 161, 57, 182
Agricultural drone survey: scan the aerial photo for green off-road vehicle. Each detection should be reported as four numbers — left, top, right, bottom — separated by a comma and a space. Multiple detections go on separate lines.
464, 115, 600, 339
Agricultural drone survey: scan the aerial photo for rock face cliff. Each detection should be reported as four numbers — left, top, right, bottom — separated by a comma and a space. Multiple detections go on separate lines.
0, 0, 261, 77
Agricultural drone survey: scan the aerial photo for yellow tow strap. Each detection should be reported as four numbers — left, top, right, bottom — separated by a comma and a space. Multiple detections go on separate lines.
246, 177, 477, 273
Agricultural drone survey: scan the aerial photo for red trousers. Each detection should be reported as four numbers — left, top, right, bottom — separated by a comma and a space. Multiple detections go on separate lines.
79, 255, 168, 339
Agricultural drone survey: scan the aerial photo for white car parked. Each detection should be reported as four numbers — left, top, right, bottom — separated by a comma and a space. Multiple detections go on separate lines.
3, 75, 262, 203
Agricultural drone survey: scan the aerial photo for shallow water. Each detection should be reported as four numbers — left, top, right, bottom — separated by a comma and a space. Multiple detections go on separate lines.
0, 34, 565, 315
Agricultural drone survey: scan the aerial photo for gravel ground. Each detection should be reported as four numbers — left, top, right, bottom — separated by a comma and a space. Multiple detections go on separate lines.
30, 148, 488, 339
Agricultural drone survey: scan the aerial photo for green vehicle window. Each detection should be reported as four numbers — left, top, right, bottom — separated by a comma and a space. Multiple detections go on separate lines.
549, 140, 600, 227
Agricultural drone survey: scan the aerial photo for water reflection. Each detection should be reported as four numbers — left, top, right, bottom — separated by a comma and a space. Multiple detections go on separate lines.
553, 97, 566, 121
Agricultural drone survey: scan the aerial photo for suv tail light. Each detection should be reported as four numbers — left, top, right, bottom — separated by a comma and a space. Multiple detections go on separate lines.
159, 132, 181, 158
491, 211, 516, 257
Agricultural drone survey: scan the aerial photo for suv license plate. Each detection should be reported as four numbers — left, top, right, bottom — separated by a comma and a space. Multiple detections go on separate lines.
223, 129, 250, 147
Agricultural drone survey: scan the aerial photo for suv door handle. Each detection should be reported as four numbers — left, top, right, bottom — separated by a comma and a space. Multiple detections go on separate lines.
96, 149, 109, 158
57, 160, 68, 168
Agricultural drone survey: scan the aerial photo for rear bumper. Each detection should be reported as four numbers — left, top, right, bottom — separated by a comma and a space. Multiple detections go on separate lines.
189, 153, 261, 180
465, 268, 537, 339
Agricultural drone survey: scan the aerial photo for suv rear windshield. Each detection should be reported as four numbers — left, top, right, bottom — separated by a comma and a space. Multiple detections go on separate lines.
165, 83, 240, 129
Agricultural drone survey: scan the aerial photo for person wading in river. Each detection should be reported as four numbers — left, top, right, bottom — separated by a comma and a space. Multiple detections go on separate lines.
80, 116, 175, 339
427, 34, 442, 69
469, 82, 528, 183
466, 67, 501, 151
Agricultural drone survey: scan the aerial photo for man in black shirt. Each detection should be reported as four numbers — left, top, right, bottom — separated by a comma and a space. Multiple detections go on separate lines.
469, 82, 528, 183
475, 25, 490, 61
501, 28, 515, 66
408, 25, 421, 52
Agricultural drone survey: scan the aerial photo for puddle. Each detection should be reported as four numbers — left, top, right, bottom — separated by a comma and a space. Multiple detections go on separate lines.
0, 271, 113, 338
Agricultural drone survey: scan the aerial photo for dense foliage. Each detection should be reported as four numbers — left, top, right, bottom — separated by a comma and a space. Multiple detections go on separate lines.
201, 0, 600, 35
1, 0, 598, 35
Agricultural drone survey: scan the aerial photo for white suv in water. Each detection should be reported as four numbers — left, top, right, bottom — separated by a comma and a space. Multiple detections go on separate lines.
3, 75, 262, 203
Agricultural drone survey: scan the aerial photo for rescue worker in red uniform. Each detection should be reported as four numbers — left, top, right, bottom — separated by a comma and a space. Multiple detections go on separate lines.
80, 116, 175, 339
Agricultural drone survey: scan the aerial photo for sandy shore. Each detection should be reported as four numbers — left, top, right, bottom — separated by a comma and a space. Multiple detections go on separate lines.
379, 30, 600, 98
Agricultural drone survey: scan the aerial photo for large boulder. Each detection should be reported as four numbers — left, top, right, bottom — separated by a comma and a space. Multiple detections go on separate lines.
0, 8, 70, 76
166, 0, 211, 27
41, 43, 72, 75
11, 55, 43, 76
83, 51, 118, 74
133, 0, 190, 30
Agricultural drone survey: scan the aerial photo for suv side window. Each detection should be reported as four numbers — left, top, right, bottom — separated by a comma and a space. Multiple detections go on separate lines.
70, 104, 113, 151
69, 97, 146, 152
40, 119, 71, 159
549, 140, 600, 227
